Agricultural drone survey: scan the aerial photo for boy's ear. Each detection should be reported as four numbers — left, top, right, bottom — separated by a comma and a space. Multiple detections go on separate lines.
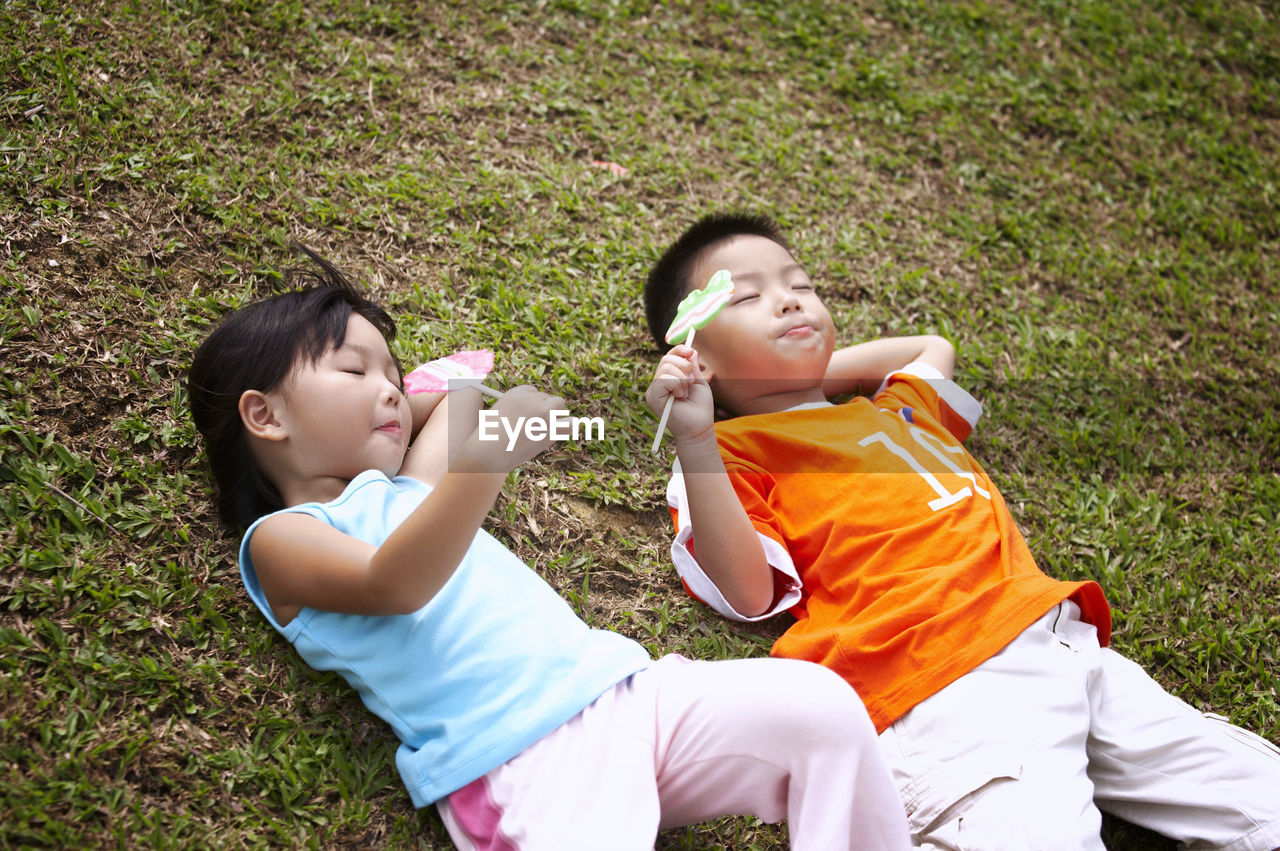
239, 390, 288, 441
691, 347, 716, 381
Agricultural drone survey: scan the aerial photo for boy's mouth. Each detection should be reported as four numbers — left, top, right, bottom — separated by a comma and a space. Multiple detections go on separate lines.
779, 322, 815, 338
376, 420, 403, 435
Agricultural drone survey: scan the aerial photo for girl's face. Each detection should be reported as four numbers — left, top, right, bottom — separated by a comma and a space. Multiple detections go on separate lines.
271, 314, 410, 483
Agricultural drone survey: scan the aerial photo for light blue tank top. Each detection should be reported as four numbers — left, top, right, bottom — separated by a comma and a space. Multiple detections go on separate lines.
239, 470, 651, 806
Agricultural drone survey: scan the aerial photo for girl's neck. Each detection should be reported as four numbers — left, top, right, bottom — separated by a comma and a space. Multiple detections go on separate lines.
279, 473, 358, 507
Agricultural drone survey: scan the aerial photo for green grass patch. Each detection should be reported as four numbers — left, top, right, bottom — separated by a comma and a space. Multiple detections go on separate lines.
2, 0, 1276, 847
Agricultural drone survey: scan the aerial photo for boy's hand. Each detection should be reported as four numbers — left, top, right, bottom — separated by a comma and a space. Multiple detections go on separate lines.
645, 345, 714, 442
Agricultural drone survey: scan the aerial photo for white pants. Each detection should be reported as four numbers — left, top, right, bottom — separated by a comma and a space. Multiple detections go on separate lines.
438, 654, 910, 851
878, 602, 1280, 850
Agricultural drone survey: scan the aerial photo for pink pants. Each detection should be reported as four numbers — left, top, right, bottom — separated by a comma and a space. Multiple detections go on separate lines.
438, 654, 910, 850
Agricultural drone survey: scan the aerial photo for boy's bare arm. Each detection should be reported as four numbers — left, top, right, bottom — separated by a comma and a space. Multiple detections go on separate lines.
822, 335, 955, 397
646, 347, 773, 617
674, 432, 774, 616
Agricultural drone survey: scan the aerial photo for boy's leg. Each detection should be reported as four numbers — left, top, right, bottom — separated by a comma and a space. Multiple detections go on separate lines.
880, 600, 1280, 850
643, 654, 909, 851
1085, 645, 1280, 851
877, 602, 1107, 850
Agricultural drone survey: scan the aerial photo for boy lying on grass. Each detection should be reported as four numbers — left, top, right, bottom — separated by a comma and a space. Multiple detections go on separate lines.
187, 246, 910, 850
643, 212, 1280, 849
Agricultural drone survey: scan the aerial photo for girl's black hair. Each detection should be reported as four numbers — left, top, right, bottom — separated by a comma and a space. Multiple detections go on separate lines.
188, 245, 398, 529
643, 212, 789, 351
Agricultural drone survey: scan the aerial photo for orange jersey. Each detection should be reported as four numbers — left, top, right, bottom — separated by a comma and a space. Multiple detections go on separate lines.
667, 366, 1111, 732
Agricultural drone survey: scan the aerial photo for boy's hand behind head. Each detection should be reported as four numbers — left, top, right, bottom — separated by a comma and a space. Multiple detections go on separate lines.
646, 345, 715, 443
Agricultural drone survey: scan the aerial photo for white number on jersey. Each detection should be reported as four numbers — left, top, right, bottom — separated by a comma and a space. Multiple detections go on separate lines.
858, 427, 991, 512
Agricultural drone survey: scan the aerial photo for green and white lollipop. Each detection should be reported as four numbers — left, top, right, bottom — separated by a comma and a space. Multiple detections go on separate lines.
652, 269, 735, 453
665, 269, 735, 346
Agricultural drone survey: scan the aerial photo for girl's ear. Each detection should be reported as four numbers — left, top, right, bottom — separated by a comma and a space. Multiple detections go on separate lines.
239, 390, 287, 441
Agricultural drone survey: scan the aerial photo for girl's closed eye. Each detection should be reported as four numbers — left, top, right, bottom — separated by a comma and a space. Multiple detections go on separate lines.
732, 292, 758, 305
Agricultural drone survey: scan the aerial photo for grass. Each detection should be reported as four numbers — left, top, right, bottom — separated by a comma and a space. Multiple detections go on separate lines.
2, 0, 1277, 847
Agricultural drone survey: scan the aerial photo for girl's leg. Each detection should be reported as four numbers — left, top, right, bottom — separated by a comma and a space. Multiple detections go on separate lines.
641, 655, 909, 851
436, 678, 664, 851
439, 653, 908, 850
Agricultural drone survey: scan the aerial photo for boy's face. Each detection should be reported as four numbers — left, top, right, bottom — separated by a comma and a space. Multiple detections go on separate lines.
687, 235, 836, 412
267, 314, 411, 482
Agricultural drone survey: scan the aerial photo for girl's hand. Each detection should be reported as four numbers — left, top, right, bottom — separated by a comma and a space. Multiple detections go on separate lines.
645, 345, 715, 442
462, 384, 567, 472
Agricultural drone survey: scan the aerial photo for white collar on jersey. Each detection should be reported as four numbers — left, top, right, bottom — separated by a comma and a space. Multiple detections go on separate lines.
782, 400, 835, 412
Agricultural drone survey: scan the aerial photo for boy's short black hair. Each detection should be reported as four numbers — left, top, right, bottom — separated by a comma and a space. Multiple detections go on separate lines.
644, 212, 790, 351
188, 245, 398, 529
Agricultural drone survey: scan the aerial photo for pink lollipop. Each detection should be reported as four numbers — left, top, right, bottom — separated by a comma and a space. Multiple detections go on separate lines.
404, 349, 502, 398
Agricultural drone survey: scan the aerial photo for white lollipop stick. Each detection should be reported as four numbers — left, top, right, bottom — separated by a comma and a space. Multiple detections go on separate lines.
461, 380, 504, 399
651, 326, 694, 455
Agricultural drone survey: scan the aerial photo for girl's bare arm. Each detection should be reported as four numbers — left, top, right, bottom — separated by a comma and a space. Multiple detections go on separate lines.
249, 386, 562, 623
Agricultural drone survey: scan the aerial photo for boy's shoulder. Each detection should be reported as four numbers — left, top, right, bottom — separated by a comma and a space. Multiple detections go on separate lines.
713, 368, 982, 458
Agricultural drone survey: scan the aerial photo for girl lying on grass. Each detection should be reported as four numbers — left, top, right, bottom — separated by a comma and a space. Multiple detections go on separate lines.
187, 247, 910, 850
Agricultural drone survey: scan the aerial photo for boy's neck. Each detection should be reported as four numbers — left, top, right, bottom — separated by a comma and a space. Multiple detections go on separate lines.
732, 385, 831, 417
